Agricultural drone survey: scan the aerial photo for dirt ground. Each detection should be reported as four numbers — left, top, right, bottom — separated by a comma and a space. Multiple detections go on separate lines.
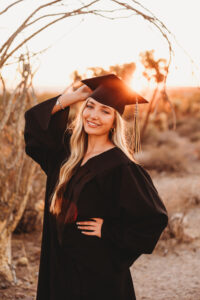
132, 240, 200, 300
0, 232, 200, 300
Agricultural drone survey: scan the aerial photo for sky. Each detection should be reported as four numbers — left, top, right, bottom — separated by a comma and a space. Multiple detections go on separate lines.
1, 0, 200, 93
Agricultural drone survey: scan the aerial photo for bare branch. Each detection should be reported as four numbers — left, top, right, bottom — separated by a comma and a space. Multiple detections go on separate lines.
26, 7, 129, 26
0, 0, 99, 66
0, 73, 7, 105
161, 86, 177, 130
0, 0, 24, 16
3, 15, 84, 68
0, 1, 62, 54
90, 7, 127, 14
112, 1, 154, 21
112, 0, 173, 52
4, 45, 52, 67
0, 83, 21, 131
112, 0, 173, 94
26, 12, 69, 27
0, 13, 78, 66
92, 11, 136, 20
131, 0, 172, 35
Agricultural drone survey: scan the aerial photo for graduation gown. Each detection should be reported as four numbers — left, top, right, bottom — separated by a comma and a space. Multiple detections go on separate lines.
24, 94, 168, 300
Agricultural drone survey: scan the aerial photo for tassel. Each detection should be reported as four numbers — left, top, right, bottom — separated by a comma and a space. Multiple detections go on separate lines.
133, 97, 141, 153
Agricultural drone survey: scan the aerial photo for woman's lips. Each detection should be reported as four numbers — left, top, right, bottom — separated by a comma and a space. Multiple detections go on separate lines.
86, 120, 100, 128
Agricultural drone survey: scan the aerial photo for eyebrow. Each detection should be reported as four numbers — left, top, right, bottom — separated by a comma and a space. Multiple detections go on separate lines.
87, 99, 112, 110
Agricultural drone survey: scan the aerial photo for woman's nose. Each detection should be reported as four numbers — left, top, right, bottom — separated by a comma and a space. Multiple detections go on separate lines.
90, 109, 99, 119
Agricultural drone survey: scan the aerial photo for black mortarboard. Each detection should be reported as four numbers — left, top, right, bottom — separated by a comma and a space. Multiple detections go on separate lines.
81, 74, 148, 115
81, 74, 149, 153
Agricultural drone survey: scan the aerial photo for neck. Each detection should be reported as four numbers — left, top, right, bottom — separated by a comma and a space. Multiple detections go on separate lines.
86, 134, 114, 154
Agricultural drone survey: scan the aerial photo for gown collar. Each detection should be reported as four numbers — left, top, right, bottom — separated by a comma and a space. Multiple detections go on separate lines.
77, 146, 130, 176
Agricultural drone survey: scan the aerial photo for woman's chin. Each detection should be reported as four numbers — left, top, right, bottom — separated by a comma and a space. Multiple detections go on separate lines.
84, 127, 99, 135
83, 125, 103, 135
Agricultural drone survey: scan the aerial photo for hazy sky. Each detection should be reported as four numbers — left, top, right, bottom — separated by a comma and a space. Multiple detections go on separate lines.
1, 0, 200, 92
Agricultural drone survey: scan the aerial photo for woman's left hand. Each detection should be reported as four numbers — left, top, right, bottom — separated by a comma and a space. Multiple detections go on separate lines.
76, 218, 104, 238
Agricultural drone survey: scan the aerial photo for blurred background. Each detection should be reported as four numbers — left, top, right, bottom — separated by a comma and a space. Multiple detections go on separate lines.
0, 1, 200, 299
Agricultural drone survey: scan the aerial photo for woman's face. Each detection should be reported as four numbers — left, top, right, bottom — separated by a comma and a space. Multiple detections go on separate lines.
82, 97, 115, 136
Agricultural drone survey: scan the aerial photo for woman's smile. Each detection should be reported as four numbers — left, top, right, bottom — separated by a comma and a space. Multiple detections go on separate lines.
86, 120, 101, 128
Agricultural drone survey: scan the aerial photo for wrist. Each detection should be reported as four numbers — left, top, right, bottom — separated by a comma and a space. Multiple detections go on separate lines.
58, 92, 80, 107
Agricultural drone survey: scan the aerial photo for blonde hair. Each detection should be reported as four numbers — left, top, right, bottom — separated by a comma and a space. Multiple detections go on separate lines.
49, 100, 137, 219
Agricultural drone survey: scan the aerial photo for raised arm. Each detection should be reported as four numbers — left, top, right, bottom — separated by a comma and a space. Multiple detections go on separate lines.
51, 84, 91, 114
24, 84, 92, 174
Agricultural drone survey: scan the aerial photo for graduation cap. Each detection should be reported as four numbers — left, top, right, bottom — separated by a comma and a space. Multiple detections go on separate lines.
81, 74, 149, 153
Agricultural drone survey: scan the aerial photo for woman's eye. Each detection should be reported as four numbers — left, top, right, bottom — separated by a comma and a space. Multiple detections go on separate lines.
86, 104, 109, 114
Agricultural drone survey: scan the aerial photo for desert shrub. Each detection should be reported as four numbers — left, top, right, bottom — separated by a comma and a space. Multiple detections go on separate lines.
136, 146, 189, 173
141, 123, 163, 147
190, 131, 200, 143
152, 175, 200, 214
136, 128, 196, 173
152, 175, 200, 242
176, 116, 200, 138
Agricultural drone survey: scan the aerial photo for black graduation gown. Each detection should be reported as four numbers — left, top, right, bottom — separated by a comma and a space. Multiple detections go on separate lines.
24, 94, 168, 300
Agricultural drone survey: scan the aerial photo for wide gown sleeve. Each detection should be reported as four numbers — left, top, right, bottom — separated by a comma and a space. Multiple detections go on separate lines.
24, 94, 70, 174
101, 161, 168, 265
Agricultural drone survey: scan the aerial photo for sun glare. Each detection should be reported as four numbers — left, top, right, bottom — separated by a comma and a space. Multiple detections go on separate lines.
129, 75, 147, 94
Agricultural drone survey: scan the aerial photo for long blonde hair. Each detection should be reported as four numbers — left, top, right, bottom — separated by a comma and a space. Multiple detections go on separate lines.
49, 100, 137, 219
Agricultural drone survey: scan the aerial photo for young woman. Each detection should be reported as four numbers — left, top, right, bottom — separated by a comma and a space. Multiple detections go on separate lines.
24, 74, 168, 300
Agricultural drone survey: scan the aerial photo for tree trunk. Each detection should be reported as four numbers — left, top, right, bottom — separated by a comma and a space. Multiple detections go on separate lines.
0, 157, 36, 286
0, 230, 12, 288
15, 165, 46, 234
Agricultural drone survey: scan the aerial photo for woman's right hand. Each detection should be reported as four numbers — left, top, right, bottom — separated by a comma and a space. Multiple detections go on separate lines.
62, 83, 92, 103
52, 82, 92, 114
73, 84, 92, 102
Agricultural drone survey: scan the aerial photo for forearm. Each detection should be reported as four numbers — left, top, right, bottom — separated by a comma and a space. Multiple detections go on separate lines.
51, 92, 80, 115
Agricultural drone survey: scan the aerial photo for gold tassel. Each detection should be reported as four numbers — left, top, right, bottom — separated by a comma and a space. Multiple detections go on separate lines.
133, 97, 141, 153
